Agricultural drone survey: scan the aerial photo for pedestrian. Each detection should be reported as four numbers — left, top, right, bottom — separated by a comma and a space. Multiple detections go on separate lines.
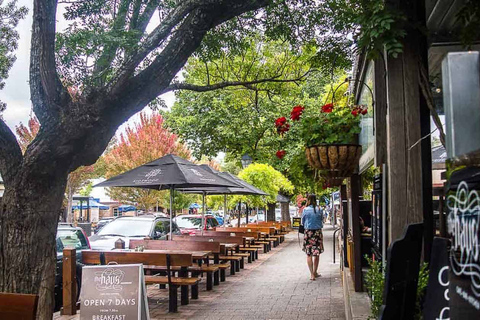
301, 194, 324, 280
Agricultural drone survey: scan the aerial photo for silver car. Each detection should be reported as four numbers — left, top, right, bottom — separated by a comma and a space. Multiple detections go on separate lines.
89, 215, 180, 250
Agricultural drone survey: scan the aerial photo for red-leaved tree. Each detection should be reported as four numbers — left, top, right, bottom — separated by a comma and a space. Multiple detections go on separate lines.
101, 112, 191, 210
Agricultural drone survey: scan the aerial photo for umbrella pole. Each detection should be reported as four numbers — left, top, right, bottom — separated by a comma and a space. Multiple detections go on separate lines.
238, 200, 241, 228
169, 186, 173, 241
202, 191, 206, 235
224, 194, 227, 226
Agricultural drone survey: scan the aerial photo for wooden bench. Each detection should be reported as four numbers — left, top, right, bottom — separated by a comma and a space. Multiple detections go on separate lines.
130, 239, 222, 290
205, 230, 269, 254
172, 235, 246, 273
0, 292, 38, 320
247, 224, 286, 242
195, 230, 263, 259
215, 226, 279, 247
81, 250, 200, 312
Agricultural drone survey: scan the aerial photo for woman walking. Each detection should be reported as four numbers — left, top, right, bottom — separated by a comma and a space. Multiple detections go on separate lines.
301, 194, 324, 280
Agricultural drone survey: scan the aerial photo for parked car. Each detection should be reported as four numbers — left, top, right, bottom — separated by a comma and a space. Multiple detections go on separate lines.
89, 215, 181, 250
174, 214, 219, 234
93, 217, 116, 233
55, 224, 90, 312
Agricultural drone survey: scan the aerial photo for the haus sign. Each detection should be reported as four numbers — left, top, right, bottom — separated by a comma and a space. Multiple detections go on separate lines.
80, 264, 149, 320
447, 174, 480, 318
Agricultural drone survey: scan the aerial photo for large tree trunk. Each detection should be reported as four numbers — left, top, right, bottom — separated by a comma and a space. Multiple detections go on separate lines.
0, 162, 69, 319
281, 202, 290, 222
267, 203, 276, 221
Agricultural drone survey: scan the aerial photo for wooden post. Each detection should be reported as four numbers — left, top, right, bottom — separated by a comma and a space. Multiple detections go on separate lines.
374, 58, 387, 166
385, 0, 427, 243
349, 174, 363, 292
340, 184, 348, 268
61, 248, 77, 315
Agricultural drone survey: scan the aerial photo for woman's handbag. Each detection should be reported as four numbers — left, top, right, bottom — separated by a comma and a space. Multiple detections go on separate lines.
298, 225, 305, 234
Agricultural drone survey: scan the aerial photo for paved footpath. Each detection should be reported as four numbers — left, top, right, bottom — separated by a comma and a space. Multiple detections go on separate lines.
56, 225, 345, 320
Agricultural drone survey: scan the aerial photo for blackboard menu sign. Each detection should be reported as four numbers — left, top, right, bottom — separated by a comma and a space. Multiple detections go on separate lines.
80, 264, 149, 320
447, 167, 480, 319
423, 237, 450, 320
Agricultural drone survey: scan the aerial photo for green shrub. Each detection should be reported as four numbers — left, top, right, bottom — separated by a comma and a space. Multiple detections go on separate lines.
365, 257, 429, 320
365, 256, 384, 319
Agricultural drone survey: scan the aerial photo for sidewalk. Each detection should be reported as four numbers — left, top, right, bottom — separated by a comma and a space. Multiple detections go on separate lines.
56, 225, 345, 320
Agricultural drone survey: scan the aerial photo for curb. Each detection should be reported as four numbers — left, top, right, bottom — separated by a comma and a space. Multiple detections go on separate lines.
342, 266, 371, 320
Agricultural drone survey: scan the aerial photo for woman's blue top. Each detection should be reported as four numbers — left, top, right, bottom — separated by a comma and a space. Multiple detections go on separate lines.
301, 205, 323, 230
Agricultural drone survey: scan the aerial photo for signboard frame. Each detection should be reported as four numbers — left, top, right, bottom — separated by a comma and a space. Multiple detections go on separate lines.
79, 263, 150, 320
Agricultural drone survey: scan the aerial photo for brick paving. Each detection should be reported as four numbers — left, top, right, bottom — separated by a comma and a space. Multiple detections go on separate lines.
55, 225, 345, 320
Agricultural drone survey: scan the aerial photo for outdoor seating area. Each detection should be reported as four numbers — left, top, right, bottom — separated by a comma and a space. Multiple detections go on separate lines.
59, 225, 292, 316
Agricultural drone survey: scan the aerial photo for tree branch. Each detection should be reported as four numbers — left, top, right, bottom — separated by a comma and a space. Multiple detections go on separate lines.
30, 0, 69, 123
0, 119, 23, 186
110, 0, 270, 108
92, 0, 131, 81
109, 0, 200, 90
164, 70, 312, 93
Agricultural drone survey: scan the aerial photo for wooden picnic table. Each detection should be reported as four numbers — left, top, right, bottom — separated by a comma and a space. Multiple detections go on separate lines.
143, 249, 211, 265
222, 243, 238, 256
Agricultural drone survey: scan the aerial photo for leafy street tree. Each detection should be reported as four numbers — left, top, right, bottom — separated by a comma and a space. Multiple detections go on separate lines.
15, 116, 95, 223
232, 163, 293, 221
166, 43, 346, 195
165, 39, 316, 161
0, 0, 27, 113
101, 112, 191, 210
0, 0, 365, 317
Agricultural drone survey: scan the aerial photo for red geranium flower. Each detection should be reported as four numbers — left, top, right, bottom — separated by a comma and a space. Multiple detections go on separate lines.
351, 109, 359, 117
274, 117, 287, 128
277, 123, 290, 135
290, 105, 305, 121
321, 103, 334, 113
274, 117, 290, 135
276, 150, 286, 159
361, 108, 368, 115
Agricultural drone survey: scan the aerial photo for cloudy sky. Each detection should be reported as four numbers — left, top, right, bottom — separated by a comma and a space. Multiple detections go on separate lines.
2, 0, 175, 133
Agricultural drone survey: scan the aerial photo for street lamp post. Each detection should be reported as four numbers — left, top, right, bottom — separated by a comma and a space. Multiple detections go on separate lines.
241, 153, 253, 169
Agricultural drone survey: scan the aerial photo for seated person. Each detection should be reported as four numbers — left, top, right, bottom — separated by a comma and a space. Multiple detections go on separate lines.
359, 216, 371, 234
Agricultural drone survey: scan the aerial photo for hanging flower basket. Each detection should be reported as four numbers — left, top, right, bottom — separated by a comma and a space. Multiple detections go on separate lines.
305, 144, 362, 177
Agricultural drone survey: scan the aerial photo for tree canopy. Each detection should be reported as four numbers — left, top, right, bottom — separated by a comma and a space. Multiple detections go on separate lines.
231, 163, 293, 207
0, 0, 27, 113
101, 112, 194, 210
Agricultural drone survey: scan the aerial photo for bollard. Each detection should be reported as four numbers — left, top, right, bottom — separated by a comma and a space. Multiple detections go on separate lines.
61, 248, 77, 315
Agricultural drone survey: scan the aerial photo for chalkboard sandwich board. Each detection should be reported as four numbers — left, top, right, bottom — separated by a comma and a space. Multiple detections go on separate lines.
79, 264, 149, 320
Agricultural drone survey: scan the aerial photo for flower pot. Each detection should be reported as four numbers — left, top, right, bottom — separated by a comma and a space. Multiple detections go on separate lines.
305, 144, 362, 177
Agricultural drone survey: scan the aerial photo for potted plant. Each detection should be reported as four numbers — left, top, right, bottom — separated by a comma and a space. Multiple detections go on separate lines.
274, 80, 368, 178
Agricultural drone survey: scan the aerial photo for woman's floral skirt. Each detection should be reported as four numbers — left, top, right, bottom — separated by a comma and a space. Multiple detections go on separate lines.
303, 229, 324, 256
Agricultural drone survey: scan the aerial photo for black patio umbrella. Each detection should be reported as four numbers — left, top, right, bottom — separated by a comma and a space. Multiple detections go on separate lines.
179, 165, 267, 228
94, 154, 240, 239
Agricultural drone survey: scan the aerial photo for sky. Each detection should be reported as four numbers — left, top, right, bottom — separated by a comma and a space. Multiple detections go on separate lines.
1, 0, 176, 134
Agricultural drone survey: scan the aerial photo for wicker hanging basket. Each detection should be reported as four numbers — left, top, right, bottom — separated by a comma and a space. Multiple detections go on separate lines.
305, 144, 362, 177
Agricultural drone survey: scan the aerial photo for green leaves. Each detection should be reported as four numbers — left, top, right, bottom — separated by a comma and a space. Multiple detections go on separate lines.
0, 0, 27, 97
165, 38, 315, 161
233, 163, 294, 206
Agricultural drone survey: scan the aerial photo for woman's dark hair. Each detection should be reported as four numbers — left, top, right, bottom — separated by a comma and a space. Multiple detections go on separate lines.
306, 194, 317, 207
